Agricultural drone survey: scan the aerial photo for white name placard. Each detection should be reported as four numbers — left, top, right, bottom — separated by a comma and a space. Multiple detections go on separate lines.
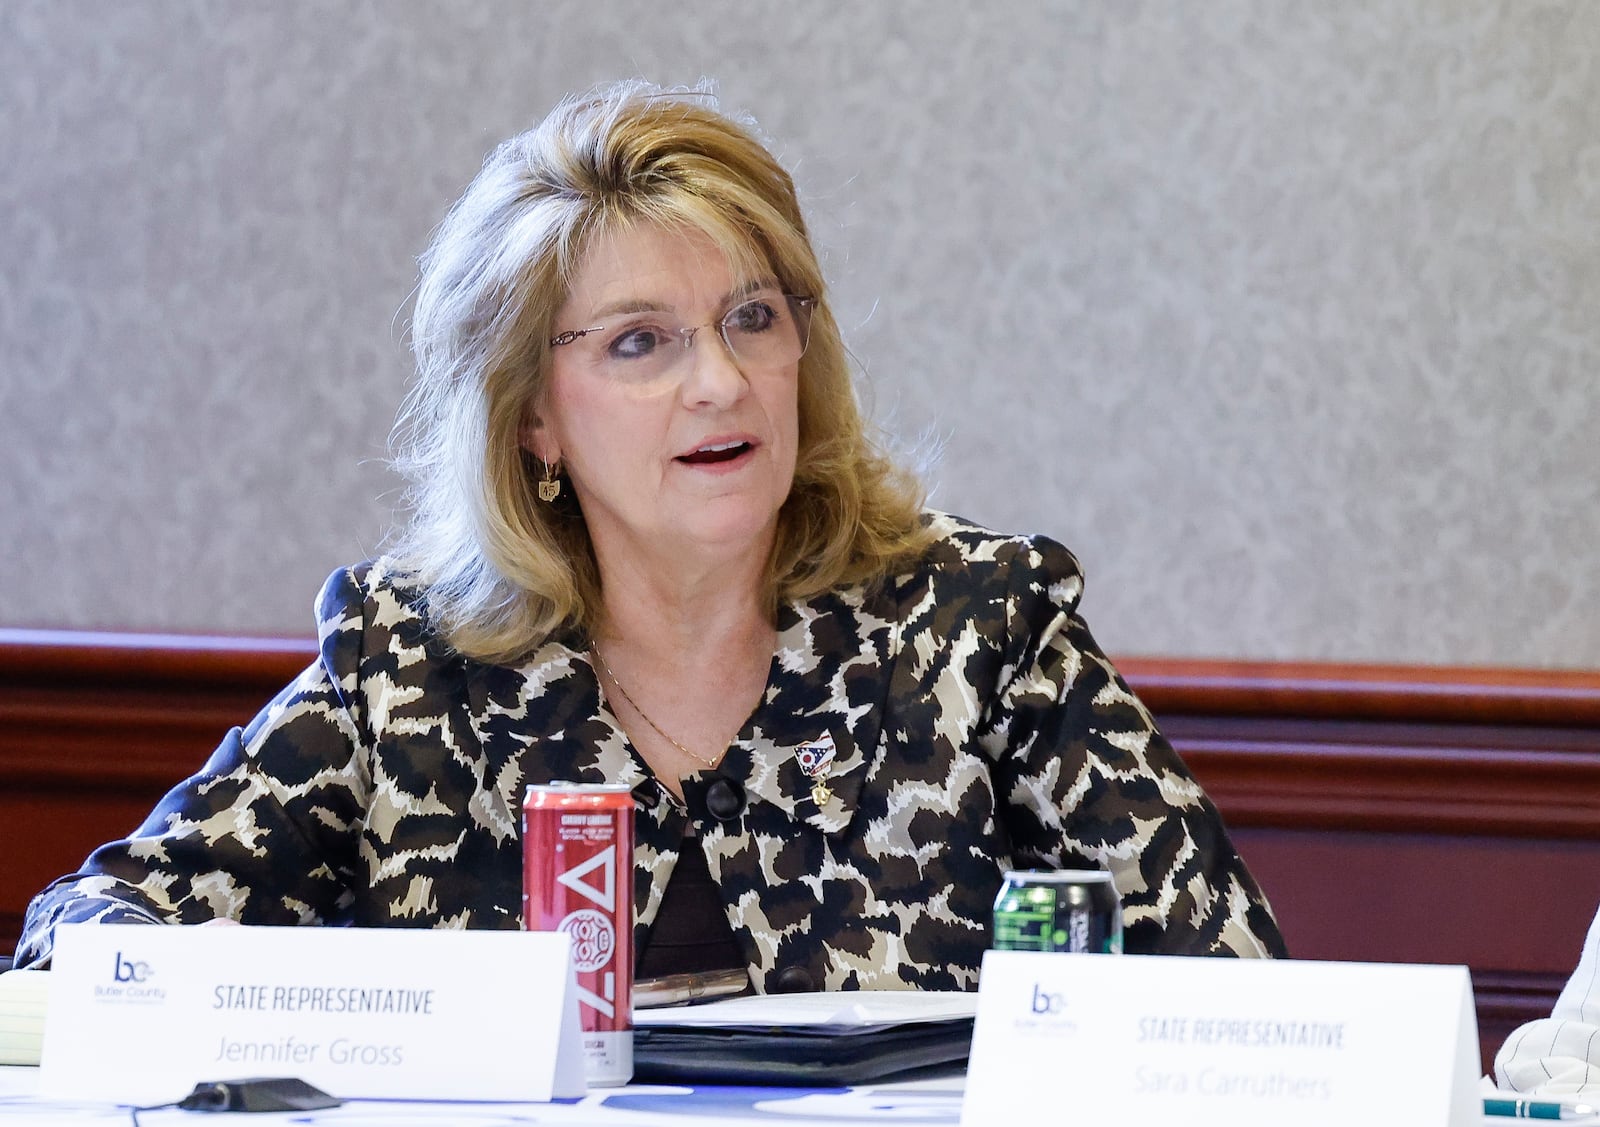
39, 923, 585, 1106
964, 951, 1478, 1127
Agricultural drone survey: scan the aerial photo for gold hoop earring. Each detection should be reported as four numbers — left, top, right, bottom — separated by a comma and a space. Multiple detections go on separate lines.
538, 458, 561, 502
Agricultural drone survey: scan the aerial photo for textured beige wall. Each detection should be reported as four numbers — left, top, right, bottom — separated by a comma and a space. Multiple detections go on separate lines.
2, 1, 1596, 666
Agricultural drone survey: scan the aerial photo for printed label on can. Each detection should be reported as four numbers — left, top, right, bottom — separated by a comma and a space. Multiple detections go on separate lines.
993, 870, 1123, 955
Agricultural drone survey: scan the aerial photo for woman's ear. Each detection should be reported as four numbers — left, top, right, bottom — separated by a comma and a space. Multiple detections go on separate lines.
519, 407, 558, 465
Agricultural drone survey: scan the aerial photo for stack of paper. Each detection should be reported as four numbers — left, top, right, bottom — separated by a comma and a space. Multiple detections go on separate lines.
633, 989, 978, 1031
0, 969, 48, 1066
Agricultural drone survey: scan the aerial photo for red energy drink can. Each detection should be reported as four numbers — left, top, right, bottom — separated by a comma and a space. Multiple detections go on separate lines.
523, 783, 635, 1087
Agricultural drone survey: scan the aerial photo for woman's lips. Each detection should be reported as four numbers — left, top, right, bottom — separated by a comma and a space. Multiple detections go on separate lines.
677, 439, 753, 465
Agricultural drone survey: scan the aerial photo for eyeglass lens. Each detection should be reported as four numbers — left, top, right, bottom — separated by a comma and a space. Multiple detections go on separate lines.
558, 294, 813, 385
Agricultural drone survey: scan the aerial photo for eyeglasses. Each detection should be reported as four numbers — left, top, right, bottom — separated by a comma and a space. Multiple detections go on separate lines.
548, 291, 815, 386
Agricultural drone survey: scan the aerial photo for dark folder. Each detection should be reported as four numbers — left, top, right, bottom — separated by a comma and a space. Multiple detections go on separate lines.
632, 991, 976, 1085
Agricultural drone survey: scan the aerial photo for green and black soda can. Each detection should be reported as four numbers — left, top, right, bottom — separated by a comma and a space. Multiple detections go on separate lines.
992, 869, 1124, 954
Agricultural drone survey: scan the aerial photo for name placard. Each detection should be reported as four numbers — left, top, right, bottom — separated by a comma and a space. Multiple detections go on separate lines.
964, 951, 1478, 1127
39, 923, 585, 1106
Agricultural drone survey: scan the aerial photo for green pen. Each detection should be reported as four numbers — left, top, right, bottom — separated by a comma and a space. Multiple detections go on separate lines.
1484, 1097, 1599, 1120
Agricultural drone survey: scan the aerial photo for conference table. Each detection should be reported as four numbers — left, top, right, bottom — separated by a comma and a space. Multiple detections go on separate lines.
0, 1065, 1566, 1125
3, 1065, 968, 1125
0, 951, 1569, 1127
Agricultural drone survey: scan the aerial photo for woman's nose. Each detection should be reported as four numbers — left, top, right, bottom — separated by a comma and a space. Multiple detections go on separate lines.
679, 328, 748, 406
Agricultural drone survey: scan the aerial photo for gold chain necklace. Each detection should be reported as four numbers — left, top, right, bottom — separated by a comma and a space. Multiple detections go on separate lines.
591, 647, 727, 770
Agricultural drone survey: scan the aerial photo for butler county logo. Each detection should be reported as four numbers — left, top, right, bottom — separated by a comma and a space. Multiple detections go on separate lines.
1013, 982, 1078, 1038
95, 951, 168, 1004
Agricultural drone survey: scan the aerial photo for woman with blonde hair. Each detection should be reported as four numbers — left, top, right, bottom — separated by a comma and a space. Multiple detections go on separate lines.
19, 81, 1286, 987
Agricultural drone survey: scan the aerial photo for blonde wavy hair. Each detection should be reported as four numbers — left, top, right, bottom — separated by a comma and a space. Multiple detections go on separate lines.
391, 80, 930, 664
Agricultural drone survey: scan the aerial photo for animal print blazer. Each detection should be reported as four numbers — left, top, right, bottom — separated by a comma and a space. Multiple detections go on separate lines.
18, 512, 1287, 982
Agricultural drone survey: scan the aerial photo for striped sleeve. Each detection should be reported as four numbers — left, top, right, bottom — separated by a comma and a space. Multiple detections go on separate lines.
1496, 902, 1600, 1096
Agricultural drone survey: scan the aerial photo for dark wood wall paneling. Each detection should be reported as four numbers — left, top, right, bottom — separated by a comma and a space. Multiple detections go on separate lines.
4, 632, 1599, 1072
1115, 657, 1600, 1072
